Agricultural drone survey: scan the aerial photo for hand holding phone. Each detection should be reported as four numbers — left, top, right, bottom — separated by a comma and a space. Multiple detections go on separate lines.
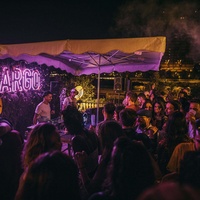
189, 109, 196, 116
186, 109, 196, 122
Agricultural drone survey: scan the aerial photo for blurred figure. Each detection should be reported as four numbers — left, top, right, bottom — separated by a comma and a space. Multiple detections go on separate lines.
113, 105, 125, 123
62, 105, 99, 178
136, 109, 158, 138
137, 92, 147, 109
119, 108, 162, 180
178, 90, 190, 114
0, 118, 23, 200
125, 91, 139, 111
157, 111, 191, 175
142, 99, 153, 111
96, 102, 116, 136
165, 100, 180, 117
149, 83, 157, 103
186, 99, 200, 139
159, 91, 167, 102
89, 137, 155, 200
183, 87, 191, 97
22, 123, 62, 169
75, 120, 124, 196
15, 151, 81, 200
167, 119, 200, 173
136, 109, 158, 154
119, 108, 152, 151
167, 137, 199, 174
59, 87, 67, 110
62, 88, 77, 110
144, 90, 150, 99
179, 151, 200, 190
152, 100, 167, 131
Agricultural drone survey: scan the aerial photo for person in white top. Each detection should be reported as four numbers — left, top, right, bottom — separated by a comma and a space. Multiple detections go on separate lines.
33, 91, 55, 124
62, 88, 77, 110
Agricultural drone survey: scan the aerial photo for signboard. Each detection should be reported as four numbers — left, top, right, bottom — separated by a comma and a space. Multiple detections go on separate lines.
0, 67, 41, 93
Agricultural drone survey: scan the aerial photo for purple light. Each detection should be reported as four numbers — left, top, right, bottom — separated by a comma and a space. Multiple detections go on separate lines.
0, 67, 41, 93
22, 69, 31, 90
0, 67, 11, 92
31, 69, 40, 90
12, 68, 22, 91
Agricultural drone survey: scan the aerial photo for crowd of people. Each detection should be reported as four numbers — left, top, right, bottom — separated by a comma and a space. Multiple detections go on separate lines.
1, 87, 200, 200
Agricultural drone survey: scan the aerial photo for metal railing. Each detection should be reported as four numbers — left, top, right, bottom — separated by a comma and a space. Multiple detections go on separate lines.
77, 102, 105, 111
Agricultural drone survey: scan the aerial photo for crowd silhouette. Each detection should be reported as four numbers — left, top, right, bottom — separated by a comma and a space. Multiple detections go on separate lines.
1, 86, 200, 200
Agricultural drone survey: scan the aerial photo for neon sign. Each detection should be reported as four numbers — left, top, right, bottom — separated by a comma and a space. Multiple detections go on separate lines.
0, 67, 41, 93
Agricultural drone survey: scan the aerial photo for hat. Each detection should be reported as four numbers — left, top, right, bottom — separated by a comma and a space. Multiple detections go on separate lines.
137, 109, 152, 118
71, 89, 76, 93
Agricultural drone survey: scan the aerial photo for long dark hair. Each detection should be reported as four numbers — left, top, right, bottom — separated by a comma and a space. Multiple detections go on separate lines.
62, 105, 84, 135
166, 111, 188, 141
152, 100, 166, 118
16, 151, 81, 200
104, 137, 155, 200
22, 123, 61, 168
98, 120, 124, 162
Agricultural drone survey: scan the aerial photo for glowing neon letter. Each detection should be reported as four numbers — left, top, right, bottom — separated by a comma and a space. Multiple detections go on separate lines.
22, 69, 31, 90
32, 70, 40, 90
0, 67, 11, 92
12, 68, 22, 92
0, 66, 41, 93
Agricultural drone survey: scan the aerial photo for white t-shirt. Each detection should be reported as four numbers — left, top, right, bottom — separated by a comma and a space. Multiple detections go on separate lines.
35, 102, 51, 122
62, 97, 77, 110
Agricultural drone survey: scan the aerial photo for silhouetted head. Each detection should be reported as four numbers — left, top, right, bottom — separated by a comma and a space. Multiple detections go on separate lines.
62, 105, 84, 135
22, 123, 61, 168
104, 137, 155, 200
16, 151, 81, 200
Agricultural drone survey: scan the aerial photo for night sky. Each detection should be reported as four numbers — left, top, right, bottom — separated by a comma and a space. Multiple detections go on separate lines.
0, 0, 200, 62
0, 0, 124, 44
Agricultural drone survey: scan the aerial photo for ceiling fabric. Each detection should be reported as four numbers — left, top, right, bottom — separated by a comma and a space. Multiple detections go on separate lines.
0, 37, 166, 75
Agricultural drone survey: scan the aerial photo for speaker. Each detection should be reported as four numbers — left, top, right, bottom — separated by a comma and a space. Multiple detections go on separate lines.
114, 77, 122, 91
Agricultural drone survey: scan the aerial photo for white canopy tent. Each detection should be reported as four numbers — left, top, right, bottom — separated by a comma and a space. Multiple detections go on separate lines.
0, 36, 166, 123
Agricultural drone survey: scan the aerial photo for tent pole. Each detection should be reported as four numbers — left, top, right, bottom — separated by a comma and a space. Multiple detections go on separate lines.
96, 66, 100, 125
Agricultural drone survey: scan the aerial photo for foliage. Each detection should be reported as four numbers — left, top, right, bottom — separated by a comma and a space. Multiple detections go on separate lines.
74, 75, 96, 102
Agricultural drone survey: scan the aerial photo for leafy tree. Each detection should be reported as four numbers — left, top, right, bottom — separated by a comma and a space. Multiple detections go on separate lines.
74, 75, 95, 102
